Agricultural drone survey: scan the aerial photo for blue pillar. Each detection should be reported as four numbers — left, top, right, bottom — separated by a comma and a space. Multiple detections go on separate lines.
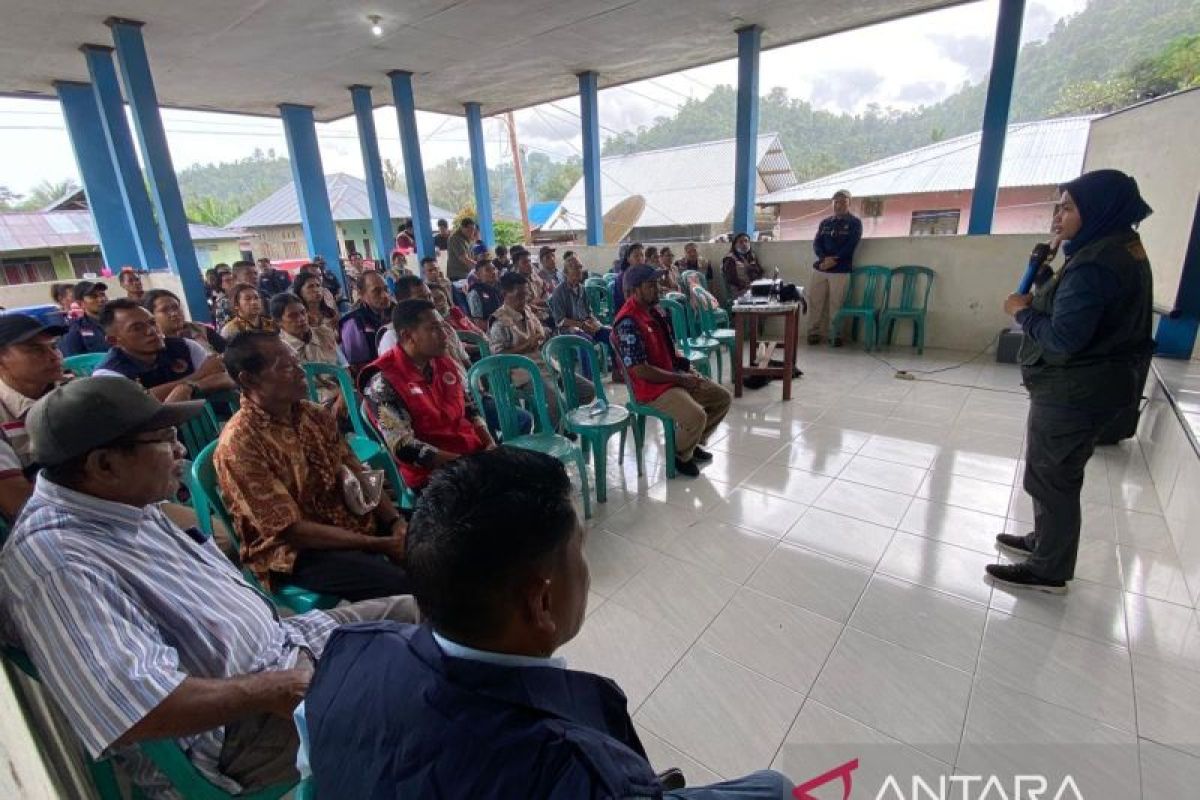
968, 0, 1026, 235
577, 72, 603, 246
464, 102, 494, 246
388, 71, 434, 267
278, 104, 348, 293
350, 85, 394, 269
107, 18, 208, 320
733, 26, 762, 238
81, 44, 167, 272
1155, 196, 1200, 358
54, 81, 142, 270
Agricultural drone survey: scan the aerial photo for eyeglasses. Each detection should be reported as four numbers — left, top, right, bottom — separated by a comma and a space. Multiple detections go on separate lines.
109, 427, 180, 449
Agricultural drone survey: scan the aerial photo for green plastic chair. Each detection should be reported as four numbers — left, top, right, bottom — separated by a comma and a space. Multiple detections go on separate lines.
63, 352, 106, 377
831, 265, 892, 351
179, 402, 221, 460
300, 362, 414, 509
681, 270, 729, 326
584, 283, 613, 325
880, 265, 936, 354
465, 354, 591, 519
2, 646, 294, 800
608, 331, 677, 480
190, 441, 340, 614
455, 329, 491, 357
690, 286, 737, 383
657, 297, 713, 379
542, 335, 631, 503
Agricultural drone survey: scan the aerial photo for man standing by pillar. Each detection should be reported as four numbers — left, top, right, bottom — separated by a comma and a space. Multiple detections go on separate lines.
808, 190, 861, 347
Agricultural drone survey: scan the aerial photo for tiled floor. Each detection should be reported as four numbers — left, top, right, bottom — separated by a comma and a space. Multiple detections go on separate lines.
561, 345, 1200, 799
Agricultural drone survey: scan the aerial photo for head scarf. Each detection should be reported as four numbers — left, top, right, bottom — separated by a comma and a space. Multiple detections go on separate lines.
1059, 169, 1152, 257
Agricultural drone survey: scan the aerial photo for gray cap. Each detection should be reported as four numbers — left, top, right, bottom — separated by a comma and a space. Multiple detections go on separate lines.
28, 377, 205, 466
622, 264, 664, 294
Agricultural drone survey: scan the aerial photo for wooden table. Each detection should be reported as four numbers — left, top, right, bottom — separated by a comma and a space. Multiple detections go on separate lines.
730, 301, 801, 400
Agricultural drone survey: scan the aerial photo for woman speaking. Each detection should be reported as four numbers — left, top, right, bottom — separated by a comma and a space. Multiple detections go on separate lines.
988, 169, 1154, 594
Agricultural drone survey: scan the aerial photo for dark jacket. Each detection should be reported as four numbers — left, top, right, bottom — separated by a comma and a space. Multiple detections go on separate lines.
339, 304, 391, 367
1018, 230, 1153, 410
306, 623, 663, 800
813, 214, 862, 273
57, 314, 108, 356
258, 269, 292, 297
96, 338, 199, 389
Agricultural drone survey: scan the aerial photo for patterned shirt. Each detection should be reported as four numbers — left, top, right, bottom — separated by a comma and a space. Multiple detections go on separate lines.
280, 327, 343, 404
362, 368, 483, 469
0, 376, 48, 478
214, 398, 374, 589
0, 476, 337, 798
488, 304, 546, 367
219, 315, 278, 340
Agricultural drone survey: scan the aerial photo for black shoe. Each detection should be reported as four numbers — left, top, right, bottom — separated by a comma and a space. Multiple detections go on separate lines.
674, 457, 700, 477
692, 446, 714, 462
832, 337, 843, 348
995, 533, 1033, 558
807, 334, 821, 346
985, 563, 1067, 594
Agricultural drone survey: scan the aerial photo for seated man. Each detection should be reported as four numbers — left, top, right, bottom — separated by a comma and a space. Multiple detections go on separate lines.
339, 271, 393, 370
270, 292, 344, 408
489, 272, 594, 429
0, 378, 417, 799
549, 253, 613, 372
362, 299, 493, 491
464, 243, 493, 290
303, 448, 792, 799
614, 265, 731, 477
93, 298, 237, 402
214, 331, 409, 602
466, 260, 503, 329
58, 279, 109, 356
0, 314, 66, 522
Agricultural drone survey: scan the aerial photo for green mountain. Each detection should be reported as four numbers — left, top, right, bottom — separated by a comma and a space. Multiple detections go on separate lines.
602, 0, 1200, 181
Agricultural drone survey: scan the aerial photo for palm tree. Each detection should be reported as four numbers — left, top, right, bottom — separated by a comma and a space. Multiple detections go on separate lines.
21, 179, 80, 210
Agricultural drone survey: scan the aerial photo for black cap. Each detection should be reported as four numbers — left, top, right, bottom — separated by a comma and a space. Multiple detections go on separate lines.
538, 245, 556, 258
509, 245, 530, 260
73, 280, 108, 300
0, 314, 67, 347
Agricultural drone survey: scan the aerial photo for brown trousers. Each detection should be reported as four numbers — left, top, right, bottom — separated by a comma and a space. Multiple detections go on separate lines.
647, 379, 732, 461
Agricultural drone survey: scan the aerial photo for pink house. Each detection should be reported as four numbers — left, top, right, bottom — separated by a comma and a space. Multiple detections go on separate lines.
758, 116, 1093, 240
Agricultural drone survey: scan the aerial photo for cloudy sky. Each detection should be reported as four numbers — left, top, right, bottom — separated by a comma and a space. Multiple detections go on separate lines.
0, 0, 1087, 198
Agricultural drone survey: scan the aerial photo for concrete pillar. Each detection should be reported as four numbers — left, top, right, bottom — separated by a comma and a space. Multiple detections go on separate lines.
577, 71, 603, 246
733, 26, 762, 238
388, 71, 434, 269
349, 85, 394, 269
464, 102, 494, 246
278, 104, 348, 293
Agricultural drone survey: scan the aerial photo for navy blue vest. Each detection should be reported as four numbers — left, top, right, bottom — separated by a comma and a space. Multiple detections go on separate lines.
306, 622, 663, 799
469, 283, 503, 320
97, 337, 196, 389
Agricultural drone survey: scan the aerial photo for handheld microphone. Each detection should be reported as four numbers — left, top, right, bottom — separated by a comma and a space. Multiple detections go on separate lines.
1017, 241, 1057, 295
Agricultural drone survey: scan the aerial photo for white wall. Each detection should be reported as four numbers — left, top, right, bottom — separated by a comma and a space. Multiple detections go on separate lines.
0, 273, 190, 317
570, 234, 1045, 352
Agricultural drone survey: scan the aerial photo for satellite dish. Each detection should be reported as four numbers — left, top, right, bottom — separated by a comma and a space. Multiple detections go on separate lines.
602, 195, 645, 244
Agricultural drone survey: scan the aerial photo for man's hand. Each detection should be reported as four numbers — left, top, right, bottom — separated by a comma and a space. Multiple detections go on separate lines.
678, 372, 702, 391
377, 520, 407, 564
1004, 293, 1033, 317
260, 668, 312, 718
194, 355, 226, 379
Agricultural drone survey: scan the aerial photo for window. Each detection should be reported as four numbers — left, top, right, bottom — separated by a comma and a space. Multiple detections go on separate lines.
1, 257, 55, 285
344, 239, 358, 256
861, 197, 884, 218
70, 252, 104, 278
362, 239, 372, 259
282, 240, 303, 259
910, 209, 961, 236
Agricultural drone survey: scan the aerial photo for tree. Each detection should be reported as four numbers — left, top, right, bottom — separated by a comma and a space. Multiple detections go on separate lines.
19, 179, 79, 210
185, 196, 246, 227
383, 158, 407, 194
492, 220, 524, 247
426, 157, 475, 213
0, 186, 21, 211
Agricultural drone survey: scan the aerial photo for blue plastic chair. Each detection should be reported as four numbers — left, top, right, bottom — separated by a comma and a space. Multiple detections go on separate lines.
63, 352, 106, 377
189, 441, 340, 614
831, 265, 892, 351
880, 265, 936, 354
465, 354, 592, 519
542, 335, 631, 503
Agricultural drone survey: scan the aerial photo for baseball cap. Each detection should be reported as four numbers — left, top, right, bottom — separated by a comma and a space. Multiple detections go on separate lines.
623, 264, 664, 294
73, 280, 108, 299
538, 245, 556, 258
0, 314, 67, 347
28, 377, 204, 467
472, 243, 490, 257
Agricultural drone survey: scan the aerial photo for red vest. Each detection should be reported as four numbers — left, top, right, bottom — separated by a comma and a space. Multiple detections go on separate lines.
370, 347, 485, 489
613, 297, 677, 404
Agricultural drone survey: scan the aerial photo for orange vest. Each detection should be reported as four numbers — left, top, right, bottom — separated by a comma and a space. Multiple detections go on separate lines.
370, 347, 484, 489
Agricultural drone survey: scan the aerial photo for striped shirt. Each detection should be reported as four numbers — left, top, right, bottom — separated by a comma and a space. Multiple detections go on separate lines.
0, 475, 338, 797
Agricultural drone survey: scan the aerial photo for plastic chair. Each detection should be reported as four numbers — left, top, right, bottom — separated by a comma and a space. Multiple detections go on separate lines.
455, 329, 491, 357
584, 283, 613, 325
465, 354, 591, 519
301, 362, 414, 509
63, 352, 106, 377
608, 331, 677, 480
179, 402, 221, 460
190, 441, 340, 614
657, 297, 714, 379
542, 335, 631, 503
2, 645, 294, 800
691, 286, 737, 383
880, 265, 935, 354
830, 265, 892, 351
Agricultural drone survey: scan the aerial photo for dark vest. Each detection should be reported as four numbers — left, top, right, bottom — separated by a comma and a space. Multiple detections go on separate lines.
1019, 231, 1153, 409
469, 282, 503, 319
306, 622, 663, 800
97, 338, 196, 389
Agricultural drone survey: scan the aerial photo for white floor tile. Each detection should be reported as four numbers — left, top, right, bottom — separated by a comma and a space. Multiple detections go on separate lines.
1125, 594, 1200, 673
810, 628, 972, 764
783, 507, 895, 568
838, 454, 927, 495
989, 578, 1128, 648
637, 647, 804, 780
707, 488, 807, 538
858, 435, 940, 469
738, 465, 832, 505
1119, 545, 1194, 606
877, 532, 997, 605
1140, 738, 1200, 800
1114, 509, 1175, 553
643, 475, 734, 513
931, 450, 1019, 486
694, 451, 763, 485
1133, 655, 1200, 758
599, 498, 699, 551
608, 552, 739, 640
916, 471, 1013, 517
898, 498, 1007, 555
700, 587, 842, 694
768, 442, 856, 477
583, 528, 655, 597
663, 519, 776, 584
747, 543, 871, 623
792, 424, 871, 454
636, 725, 722, 785
812, 479, 913, 528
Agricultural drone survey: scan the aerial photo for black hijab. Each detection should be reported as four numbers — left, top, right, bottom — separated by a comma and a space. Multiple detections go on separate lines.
1060, 169, 1152, 257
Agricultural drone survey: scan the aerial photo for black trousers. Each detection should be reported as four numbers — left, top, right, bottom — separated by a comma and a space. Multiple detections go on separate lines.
286, 549, 410, 602
1021, 402, 1121, 581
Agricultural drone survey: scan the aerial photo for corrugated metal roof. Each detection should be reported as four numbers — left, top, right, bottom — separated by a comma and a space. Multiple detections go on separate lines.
0, 210, 240, 253
758, 116, 1095, 204
545, 134, 796, 231
229, 172, 454, 229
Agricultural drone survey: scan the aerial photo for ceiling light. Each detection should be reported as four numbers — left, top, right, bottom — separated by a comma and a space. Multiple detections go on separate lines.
368, 15, 383, 37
